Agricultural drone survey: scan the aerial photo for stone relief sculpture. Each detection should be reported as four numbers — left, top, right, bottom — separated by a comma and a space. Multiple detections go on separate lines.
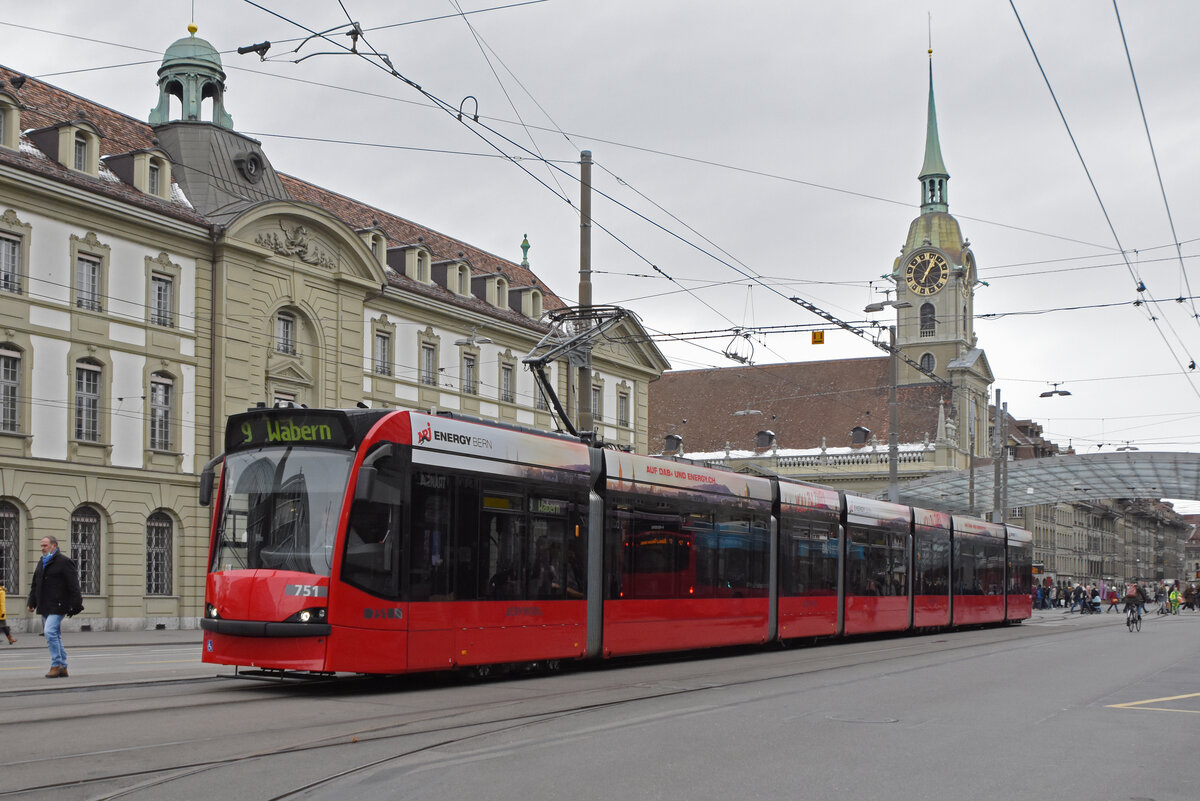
255, 221, 336, 269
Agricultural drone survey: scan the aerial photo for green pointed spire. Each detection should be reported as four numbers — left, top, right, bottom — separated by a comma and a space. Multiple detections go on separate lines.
918, 58, 949, 212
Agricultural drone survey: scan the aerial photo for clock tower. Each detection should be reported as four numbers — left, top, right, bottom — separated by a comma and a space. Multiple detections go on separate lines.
889, 57, 992, 461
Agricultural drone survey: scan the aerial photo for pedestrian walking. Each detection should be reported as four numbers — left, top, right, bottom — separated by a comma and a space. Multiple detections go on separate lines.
26, 536, 83, 678
0, 583, 16, 644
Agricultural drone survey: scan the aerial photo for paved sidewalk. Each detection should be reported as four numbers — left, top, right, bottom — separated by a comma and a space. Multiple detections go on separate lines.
2, 625, 202, 651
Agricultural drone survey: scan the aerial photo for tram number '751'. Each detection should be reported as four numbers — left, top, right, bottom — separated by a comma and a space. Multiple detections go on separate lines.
285, 585, 328, 598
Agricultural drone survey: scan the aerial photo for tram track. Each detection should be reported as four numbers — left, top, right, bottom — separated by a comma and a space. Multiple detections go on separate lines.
1, 622, 1060, 800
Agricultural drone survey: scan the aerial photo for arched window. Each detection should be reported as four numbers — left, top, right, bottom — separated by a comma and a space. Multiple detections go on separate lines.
72, 506, 100, 595
920, 352, 935, 373
920, 303, 936, 337
146, 512, 173, 596
0, 501, 17, 593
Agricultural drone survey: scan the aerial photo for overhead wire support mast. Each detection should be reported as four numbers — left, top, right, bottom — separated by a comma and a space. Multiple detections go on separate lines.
786, 295, 952, 389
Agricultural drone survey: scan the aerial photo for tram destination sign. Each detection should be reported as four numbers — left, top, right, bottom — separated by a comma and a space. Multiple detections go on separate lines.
226, 410, 355, 452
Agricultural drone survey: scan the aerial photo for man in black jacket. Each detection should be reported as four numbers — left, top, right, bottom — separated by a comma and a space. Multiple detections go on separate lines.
26, 536, 83, 679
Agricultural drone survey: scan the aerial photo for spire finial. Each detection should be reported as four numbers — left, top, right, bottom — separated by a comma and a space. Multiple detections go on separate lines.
188, 22, 198, 36
520, 234, 531, 267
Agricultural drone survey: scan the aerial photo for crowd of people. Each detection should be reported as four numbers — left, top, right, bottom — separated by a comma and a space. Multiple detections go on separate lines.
1031, 580, 1198, 615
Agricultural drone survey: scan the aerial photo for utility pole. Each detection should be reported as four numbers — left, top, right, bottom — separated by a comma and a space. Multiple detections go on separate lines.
576, 150, 594, 436
993, 388, 1004, 524
887, 325, 899, 503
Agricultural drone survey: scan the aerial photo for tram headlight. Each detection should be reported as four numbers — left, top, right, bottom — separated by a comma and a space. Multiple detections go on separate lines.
206, 604, 220, 620
285, 607, 327, 624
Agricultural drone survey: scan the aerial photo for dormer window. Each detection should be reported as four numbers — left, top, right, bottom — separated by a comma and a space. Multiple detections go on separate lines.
496, 277, 508, 309
457, 264, 470, 296
148, 162, 161, 196
73, 133, 89, 171
0, 95, 18, 150
417, 251, 430, 283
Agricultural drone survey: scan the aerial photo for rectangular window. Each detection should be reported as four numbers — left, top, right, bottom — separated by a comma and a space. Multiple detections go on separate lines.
591, 385, 602, 421
0, 235, 19, 293
373, 332, 392, 375
146, 515, 172, 596
0, 350, 18, 433
148, 162, 161, 196
149, 376, 172, 451
150, 274, 173, 327
618, 393, 630, 427
420, 344, 436, 385
534, 382, 549, 411
73, 134, 88, 172
75, 363, 101, 442
275, 313, 296, 355
500, 365, 514, 403
462, 354, 477, 394
75, 255, 101, 311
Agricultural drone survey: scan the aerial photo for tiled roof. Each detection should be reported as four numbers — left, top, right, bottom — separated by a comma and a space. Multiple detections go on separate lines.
0, 66, 209, 227
280, 174, 565, 314
648, 357, 953, 454
0, 64, 566, 321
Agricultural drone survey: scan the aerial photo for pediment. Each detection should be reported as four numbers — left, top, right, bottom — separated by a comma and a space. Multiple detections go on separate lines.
266, 358, 314, 386
592, 315, 671, 374
226, 203, 388, 286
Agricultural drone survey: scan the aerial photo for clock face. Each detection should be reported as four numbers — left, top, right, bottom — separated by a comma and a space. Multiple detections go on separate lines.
905, 250, 949, 295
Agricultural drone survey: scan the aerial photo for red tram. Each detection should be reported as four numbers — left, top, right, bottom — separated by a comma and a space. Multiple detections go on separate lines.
200, 407, 1033, 675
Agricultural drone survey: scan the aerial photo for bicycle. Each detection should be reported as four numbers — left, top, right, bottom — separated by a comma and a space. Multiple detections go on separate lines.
1126, 605, 1142, 632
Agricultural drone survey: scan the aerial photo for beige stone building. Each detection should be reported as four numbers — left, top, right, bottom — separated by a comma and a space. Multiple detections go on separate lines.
0, 33, 665, 631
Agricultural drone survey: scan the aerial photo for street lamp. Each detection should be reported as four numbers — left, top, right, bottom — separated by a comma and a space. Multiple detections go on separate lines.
1039, 382, 1071, 398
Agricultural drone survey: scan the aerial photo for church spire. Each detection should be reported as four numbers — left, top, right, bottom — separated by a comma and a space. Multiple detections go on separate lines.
918, 53, 949, 213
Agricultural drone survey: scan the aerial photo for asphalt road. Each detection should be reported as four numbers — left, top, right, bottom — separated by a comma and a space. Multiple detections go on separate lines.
1, 609, 1197, 801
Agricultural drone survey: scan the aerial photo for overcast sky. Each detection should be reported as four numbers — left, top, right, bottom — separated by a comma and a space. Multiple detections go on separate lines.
5, 1, 1200, 499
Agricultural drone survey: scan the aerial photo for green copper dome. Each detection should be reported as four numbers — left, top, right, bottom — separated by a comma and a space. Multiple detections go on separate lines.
160, 34, 224, 73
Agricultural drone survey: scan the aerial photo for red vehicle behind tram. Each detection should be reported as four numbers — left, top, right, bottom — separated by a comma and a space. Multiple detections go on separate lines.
200, 406, 1032, 676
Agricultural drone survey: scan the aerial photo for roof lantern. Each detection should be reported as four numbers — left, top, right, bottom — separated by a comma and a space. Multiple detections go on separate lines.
149, 23, 235, 129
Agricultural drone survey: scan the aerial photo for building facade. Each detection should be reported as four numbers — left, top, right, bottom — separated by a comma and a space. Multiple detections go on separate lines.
0, 31, 666, 631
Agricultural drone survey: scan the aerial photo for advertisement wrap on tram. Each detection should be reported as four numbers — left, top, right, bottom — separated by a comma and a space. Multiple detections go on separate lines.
200, 406, 1033, 677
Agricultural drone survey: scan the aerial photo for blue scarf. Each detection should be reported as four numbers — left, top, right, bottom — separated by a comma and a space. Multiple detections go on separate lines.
41, 550, 56, 569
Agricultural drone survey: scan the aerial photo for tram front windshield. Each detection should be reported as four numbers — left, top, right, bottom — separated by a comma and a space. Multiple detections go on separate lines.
211, 447, 354, 576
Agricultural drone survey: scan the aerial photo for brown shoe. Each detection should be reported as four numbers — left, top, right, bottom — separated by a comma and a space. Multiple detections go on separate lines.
45, 666, 62, 678
6, 636, 15, 644
58, 668, 68, 678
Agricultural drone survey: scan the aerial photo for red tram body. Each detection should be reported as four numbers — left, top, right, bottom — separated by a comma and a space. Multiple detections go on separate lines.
201, 408, 1033, 676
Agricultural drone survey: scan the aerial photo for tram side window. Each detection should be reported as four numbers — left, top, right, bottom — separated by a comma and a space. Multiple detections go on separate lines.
914, 531, 950, 595
981, 539, 1005, 595
480, 489, 527, 600
1008, 545, 1032, 595
342, 457, 403, 599
714, 510, 769, 598
846, 525, 908, 597
953, 537, 982, 595
608, 501, 685, 599
779, 514, 839, 596
409, 471, 452, 602
527, 497, 577, 600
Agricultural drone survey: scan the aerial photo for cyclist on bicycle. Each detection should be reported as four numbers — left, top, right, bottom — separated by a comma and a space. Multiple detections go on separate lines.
1123, 582, 1147, 622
